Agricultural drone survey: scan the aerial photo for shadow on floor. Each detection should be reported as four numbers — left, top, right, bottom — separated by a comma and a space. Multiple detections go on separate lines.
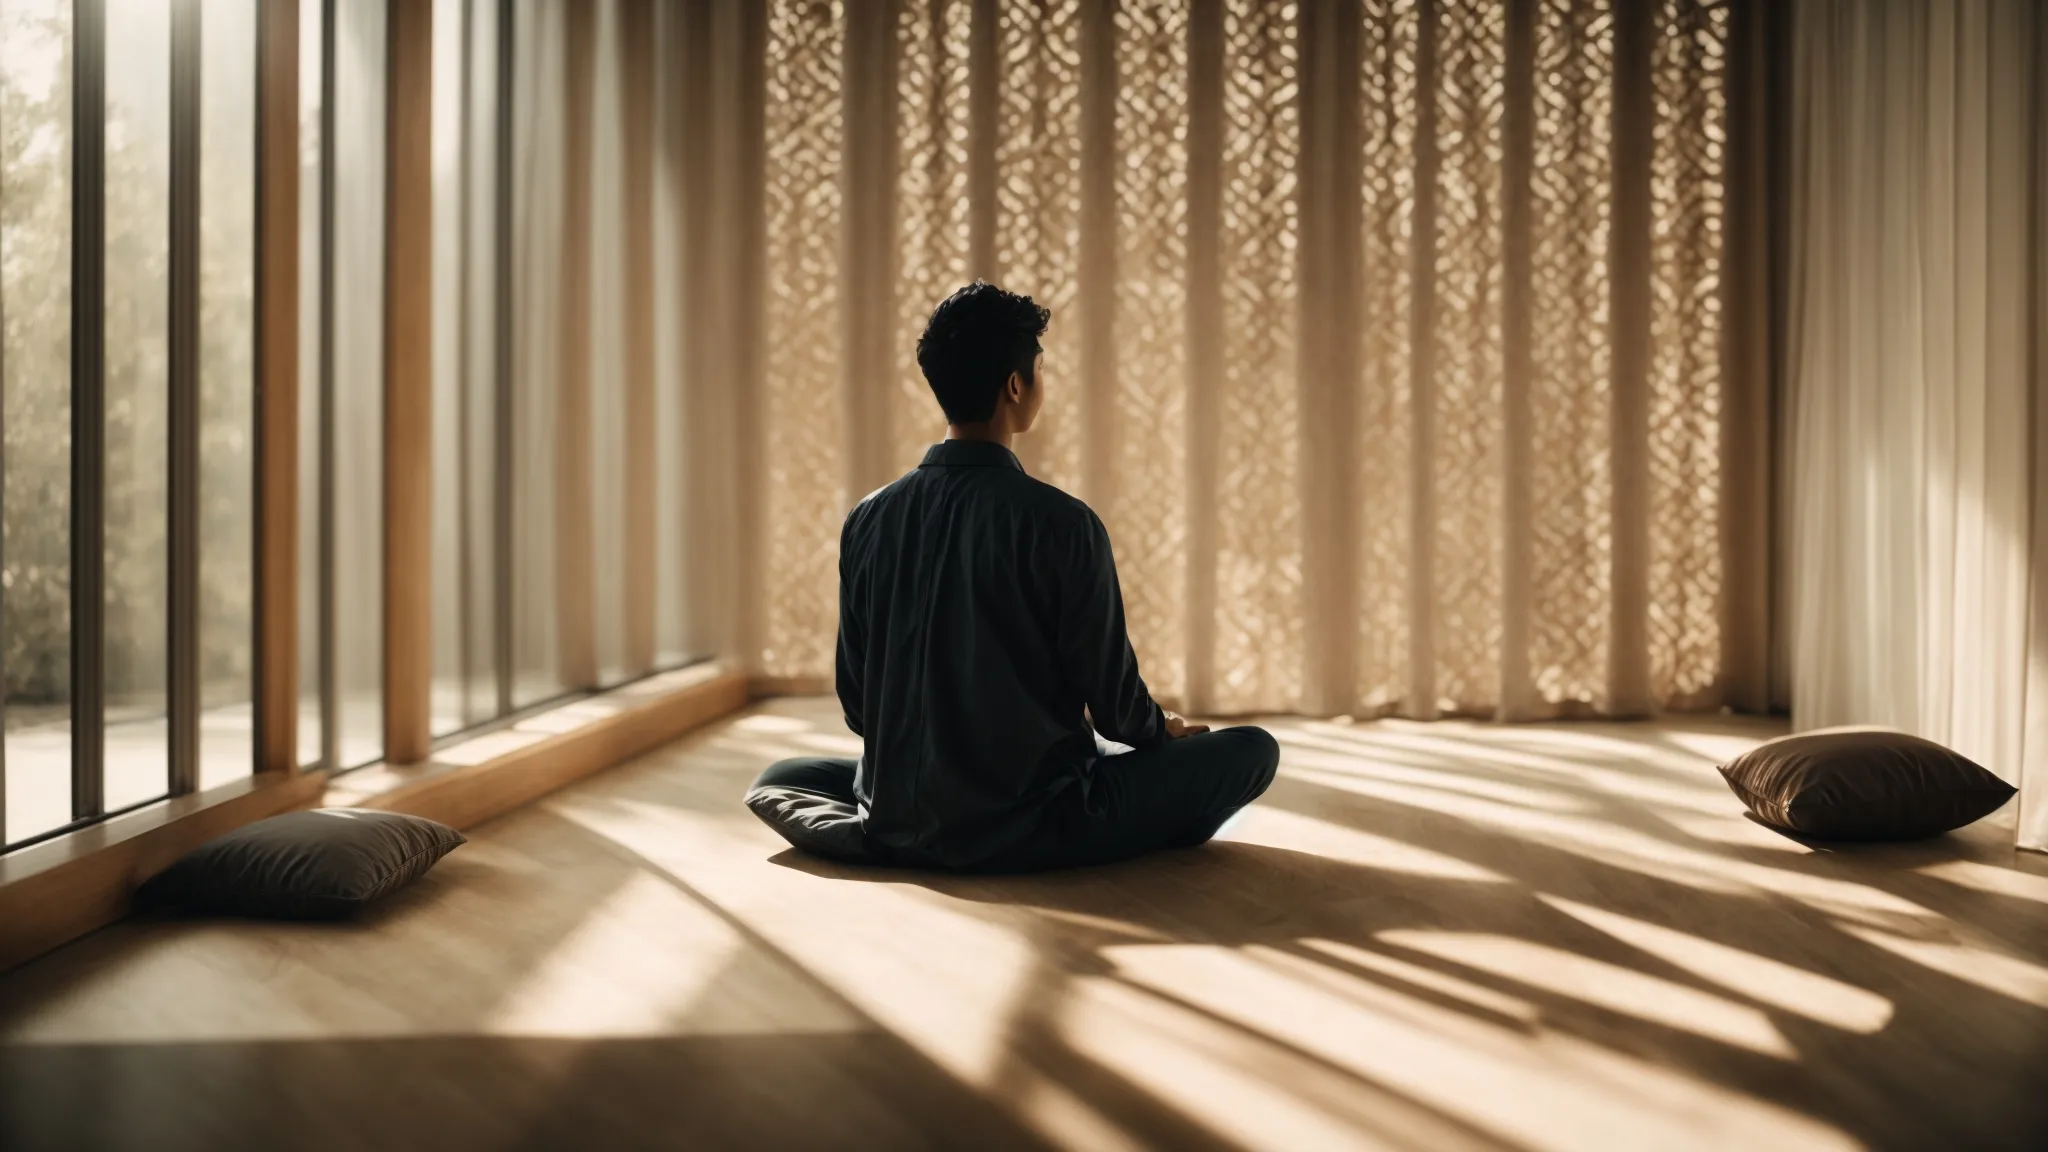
5, 704, 2048, 1152
0, 1030, 1058, 1152
757, 760, 2048, 1152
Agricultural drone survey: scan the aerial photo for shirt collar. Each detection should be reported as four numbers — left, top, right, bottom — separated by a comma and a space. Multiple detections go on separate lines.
919, 439, 1026, 472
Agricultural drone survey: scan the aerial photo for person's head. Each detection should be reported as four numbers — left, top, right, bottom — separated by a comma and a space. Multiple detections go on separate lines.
916, 281, 1049, 434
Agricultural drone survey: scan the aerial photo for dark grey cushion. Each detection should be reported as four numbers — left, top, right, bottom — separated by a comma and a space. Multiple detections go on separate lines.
744, 786, 878, 862
1718, 729, 2016, 841
139, 808, 466, 919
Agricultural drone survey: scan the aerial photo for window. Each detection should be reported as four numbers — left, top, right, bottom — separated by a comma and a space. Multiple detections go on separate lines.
3, 0, 261, 848
3, 0, 712, 851
197, 0, 257, 791
323, 0, 385, 769
1, 0, 76, 846
295, 0, 322, 768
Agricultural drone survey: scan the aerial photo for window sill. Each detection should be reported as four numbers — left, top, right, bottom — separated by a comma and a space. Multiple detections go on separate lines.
327, 662, 747, 828
0, 662, 749, 973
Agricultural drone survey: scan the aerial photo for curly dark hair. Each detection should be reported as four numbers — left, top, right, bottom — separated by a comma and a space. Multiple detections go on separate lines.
915, 281, 1050, 424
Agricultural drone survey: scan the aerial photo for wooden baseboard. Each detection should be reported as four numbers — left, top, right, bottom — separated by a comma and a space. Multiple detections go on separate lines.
0, 664, 750, 973
334, 665, 749, 830
0, 769, 328, 972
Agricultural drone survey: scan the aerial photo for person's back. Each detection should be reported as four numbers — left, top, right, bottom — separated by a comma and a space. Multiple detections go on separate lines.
749, 282, 1278, 872
838, 442, 1153, 866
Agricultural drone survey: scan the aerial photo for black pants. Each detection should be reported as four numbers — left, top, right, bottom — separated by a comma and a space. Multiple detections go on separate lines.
752, 726, 1280, 872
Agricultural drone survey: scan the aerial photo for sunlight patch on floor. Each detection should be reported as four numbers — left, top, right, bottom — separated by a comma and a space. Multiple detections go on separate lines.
1728, 863, 1941, 929
1058, 971, 1465, 1152
1839, 923, 2048, 1009
1285, 768, 1757, 894
1274, 734, 1593, 812
1375, 930, 1798, 1057
731, 713, 813, 736
1323, 726, 1736, 806
786, 730, 865, 757
1539, 896, 1894, 1032
1100, 941, 1856, 1152
1655, 810, 1816, 853
555, 796, 1043, 1084
1915, 859, 2048, 905
1646, 729, 1770, 765
1225, 806, 1513, 884
1443, 724, 1741, 774
1006, 1067, 1155, 1152
483, 870, 859, 1038
1289, 760, 1946, 929
1300, 938, 1540, 1023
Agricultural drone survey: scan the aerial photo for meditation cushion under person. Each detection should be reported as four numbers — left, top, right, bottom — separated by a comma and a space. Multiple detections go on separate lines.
744, 785, 878, 863
1717, 729, 2016, 841
139, 808, 466, 919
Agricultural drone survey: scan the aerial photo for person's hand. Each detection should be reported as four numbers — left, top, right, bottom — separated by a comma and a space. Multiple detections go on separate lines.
1164, 712, 1210, 739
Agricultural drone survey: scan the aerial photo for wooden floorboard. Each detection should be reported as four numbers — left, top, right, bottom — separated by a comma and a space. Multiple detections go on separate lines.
2, 698, 2045, 1151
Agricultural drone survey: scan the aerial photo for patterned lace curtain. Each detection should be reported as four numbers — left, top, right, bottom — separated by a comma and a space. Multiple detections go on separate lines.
721, 0, 1772, 719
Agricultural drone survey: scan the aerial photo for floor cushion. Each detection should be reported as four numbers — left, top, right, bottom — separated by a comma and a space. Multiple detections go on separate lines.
1718, 728, 2016, 841
139, 808, 466, 919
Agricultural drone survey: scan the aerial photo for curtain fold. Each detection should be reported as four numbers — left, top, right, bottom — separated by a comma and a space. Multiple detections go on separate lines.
745, 0, 1757, 721
1784, 0, 2045, 849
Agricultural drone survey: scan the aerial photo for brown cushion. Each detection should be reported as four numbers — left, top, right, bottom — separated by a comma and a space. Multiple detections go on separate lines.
139, 809, 466, 919
1718, 729, 2016, 841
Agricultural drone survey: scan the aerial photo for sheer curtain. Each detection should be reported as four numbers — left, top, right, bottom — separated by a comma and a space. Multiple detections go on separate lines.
708, 0, 1772, 720
1784, 0, 2046, 849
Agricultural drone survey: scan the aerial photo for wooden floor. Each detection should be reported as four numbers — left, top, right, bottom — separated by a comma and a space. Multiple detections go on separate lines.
3, 697, 2046, 1151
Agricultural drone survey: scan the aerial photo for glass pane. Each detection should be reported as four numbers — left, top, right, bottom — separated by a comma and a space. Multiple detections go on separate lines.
589, 0, 625, 686
333, 0, 384, 767
296, 0, 322, 768
431, 0, 500, 736
461, 0, 500, 721
509, 0, 560, 708
429, 0, 461, 734
1, 0, 73, 844
198, 0, 258, 790
103, 0, 173, 814
652, 0, 685, 666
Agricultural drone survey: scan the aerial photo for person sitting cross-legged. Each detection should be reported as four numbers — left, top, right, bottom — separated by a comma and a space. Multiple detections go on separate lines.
746, 281, 1279, 872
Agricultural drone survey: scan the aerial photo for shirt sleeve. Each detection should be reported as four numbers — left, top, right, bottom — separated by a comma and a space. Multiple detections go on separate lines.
835, 518, 866, 738
1057, 508, 1166, 750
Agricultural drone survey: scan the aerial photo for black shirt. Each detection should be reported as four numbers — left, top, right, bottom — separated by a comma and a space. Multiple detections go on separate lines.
836, 438, 1167, 868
